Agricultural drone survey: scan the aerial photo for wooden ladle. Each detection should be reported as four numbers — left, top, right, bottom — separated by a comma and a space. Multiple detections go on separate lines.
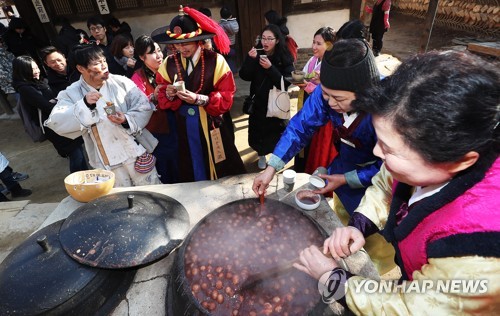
238, 249, 350, 292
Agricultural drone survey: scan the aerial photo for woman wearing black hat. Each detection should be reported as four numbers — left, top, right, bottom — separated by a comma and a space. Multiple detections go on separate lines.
253, 39, 382, 215
155, 6, 245, 182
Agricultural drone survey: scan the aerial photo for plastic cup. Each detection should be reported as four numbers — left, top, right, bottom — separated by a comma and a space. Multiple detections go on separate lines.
104, 105, 116, 115
173, 80, 185, 93
283, 169, 296, 192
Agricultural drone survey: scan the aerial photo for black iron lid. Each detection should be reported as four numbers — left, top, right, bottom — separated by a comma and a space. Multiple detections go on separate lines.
59, 191, 190, 269
0, 220, 135, 315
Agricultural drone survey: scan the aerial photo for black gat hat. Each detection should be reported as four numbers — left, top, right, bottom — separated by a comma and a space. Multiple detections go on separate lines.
152, 6, 230, 54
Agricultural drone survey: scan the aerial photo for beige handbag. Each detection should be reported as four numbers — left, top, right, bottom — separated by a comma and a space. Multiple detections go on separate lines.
266, 76, 291, 120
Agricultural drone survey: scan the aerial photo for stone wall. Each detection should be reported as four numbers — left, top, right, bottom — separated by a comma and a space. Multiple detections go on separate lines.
296, 48, 314, 70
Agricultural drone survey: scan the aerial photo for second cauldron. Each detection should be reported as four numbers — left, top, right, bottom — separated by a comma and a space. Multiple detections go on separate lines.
0, 220, 135, 315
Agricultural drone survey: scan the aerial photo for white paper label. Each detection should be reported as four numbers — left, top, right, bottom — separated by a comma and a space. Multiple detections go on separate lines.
96, 0, 110, 14
32, 0, 49, 23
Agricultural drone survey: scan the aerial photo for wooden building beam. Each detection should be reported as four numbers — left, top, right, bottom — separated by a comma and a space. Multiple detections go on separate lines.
418, 0, 439, 53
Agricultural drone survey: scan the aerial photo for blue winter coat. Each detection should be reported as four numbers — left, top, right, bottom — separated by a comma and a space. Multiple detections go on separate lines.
269, 85, 381, 214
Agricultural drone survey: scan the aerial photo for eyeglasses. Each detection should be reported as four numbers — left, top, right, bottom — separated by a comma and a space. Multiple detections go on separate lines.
89, 25, 103, 32
261, 37, 276, 42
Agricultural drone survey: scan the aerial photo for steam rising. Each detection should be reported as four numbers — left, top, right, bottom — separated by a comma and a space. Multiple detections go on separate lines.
184, 199, 324, 315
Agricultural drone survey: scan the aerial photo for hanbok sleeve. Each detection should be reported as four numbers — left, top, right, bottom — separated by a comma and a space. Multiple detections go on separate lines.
45, 85, 93, 140
350, 164, 393, 232
344, 160, 383, 189
119, 77, 154, 133
131, 72, 146, 94
268, 87, 330, 170
203, 54, 236, 117
344, 256, 500, 315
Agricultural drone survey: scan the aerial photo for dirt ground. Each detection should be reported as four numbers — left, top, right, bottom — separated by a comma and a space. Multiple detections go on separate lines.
0, 11, 482, 204
381, 11, 482, 59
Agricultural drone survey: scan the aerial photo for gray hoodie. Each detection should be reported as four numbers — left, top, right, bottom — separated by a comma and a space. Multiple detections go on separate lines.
219, 18, 239, 45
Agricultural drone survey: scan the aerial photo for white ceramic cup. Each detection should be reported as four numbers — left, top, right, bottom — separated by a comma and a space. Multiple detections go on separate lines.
283, 169, 296, 192
310, 166, 327, 189
173, 80, 185, 93
309, 175, 326, 189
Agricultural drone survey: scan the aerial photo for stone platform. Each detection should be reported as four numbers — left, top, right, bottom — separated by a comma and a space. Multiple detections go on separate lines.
33, 172, 379, 315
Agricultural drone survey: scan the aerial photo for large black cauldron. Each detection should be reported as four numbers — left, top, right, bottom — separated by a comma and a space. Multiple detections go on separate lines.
0, 220, 135, 315
0, 191, 190, 315
168, 198, 332, 316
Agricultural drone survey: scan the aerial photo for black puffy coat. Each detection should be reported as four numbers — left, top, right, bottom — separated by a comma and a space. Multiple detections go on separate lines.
239, 53, 294, 155
13, 80, 84, 157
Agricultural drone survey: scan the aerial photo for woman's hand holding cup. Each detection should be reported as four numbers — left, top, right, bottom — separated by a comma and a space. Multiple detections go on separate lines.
311, 70, 320, 84
127, 58, 136, 68
166, 84, 177, 98
259, 55, 271, 69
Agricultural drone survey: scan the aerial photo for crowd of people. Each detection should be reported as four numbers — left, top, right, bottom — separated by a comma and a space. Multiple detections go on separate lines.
1, 5, 499, 315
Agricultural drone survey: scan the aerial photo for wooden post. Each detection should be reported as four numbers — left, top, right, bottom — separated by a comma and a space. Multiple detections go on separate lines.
350, 0, 363, 21
237, 0, 281, 64
419, 0, 439, 53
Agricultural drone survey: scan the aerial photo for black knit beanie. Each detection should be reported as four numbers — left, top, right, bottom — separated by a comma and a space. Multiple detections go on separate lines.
320, 39, 380, 93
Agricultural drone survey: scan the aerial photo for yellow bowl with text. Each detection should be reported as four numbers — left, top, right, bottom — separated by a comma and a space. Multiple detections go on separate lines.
64, 170, 115, 202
